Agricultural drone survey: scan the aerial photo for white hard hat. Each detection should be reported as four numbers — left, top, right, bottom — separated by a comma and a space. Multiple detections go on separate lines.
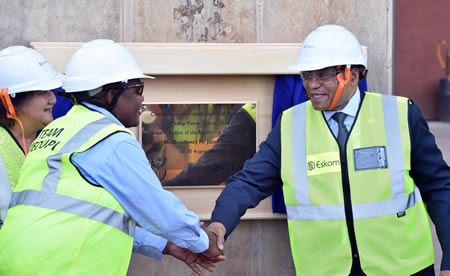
0, 46, 63, 94
63, 39, 154, 93
288, 24, 367, 72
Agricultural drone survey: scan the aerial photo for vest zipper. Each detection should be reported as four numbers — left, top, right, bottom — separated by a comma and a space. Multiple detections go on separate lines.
339, 146, 366, 276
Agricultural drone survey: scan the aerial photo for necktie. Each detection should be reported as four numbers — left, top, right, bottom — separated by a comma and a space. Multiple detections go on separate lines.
332, 112, 349, 150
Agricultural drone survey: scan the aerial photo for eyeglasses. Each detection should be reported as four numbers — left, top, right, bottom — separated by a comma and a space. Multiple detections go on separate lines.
300, 67, 344, 82
122, 82, 144, 95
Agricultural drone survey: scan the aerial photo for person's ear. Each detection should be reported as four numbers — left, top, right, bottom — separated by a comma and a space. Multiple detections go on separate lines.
350, 68, 360, 84
105, 89, 116, 105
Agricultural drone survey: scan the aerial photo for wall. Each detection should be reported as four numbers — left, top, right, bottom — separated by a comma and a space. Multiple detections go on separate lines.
394, 0, 450, 120
0, 0, 392, 94
128, 220, 295, 276
0, 1, 394, 275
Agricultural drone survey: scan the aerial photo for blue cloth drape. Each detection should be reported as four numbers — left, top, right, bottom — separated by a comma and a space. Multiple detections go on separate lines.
52, 91, 73, 119
271, 75, 368, 213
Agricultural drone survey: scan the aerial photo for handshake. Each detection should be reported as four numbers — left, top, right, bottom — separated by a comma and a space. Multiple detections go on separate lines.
163, 222, 227, 276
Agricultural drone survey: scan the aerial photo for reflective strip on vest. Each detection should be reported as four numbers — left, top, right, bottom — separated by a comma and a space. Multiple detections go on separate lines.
291, 103, 310, 205
382, 95, 406, 199
286, 187, 422, 220
42, 117, 112, 194
0, 156, 11, 223
9, 189, 135, 236
287, 94, 422, 221
10, 117, 135, 236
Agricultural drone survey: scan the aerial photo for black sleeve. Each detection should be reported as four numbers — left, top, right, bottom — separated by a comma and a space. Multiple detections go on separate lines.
210, 116, 284, 238
408, 102, 450, 270
164, 108, 256, 186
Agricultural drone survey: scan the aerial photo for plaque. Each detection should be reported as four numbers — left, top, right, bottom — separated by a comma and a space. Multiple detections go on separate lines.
140, 103, 257, 186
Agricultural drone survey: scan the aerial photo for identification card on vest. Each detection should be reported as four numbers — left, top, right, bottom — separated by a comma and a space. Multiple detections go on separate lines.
353, 146, 388, 171
306, 152, 341, 176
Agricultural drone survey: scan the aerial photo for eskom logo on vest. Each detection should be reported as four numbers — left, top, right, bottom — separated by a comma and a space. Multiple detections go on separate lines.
306, 152, 341, 176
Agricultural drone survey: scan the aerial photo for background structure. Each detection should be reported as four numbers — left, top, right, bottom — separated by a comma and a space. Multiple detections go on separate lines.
2, 0, 448, 275
0, 0, 392, 95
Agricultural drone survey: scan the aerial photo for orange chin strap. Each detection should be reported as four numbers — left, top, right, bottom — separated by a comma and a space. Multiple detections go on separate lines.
0, 88, 28, 156
328, 65, 351, 110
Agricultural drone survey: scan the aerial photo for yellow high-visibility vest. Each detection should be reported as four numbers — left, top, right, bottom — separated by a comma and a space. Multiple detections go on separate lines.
280, 92, 433, 275
0, 105, 135, 275
0, 127, 24, 225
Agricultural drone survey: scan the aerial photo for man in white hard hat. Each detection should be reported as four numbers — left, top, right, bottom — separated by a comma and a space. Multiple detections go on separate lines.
206, 25, 450, 275
0, 45, 61, 229
0, 39, 223, 275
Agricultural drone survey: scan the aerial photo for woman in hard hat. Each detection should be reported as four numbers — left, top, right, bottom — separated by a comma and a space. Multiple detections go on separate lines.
0, 46, 62, 228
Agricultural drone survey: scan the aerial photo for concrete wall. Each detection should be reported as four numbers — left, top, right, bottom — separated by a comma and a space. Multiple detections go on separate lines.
0, 0, 392, 94
128, 220, 296, 276
0, 1, 396, 275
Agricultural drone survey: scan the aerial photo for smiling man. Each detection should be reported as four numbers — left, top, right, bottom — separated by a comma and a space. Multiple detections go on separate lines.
206, 25, 450, 275
0, 39, 223, 275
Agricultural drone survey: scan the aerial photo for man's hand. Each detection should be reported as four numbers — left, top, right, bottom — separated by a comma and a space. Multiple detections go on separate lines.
202, 222, 226, 259
441, 270, 450, 276
163, 241, 219, 276
201, 229, 225, 260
